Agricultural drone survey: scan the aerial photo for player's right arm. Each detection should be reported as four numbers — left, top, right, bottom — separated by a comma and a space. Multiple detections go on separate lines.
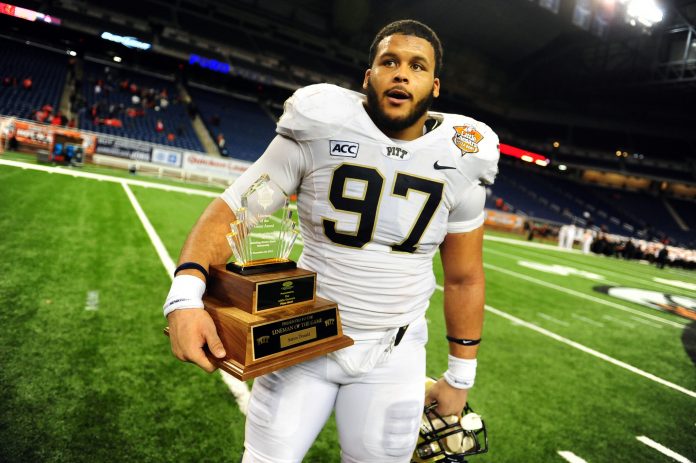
166, 198, 235, 373
164, 134, 306, 373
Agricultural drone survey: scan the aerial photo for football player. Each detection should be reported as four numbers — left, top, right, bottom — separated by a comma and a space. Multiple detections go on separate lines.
164, 19, 499, 462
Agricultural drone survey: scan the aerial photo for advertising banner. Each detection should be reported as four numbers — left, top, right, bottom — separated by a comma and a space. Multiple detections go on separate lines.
182, 152, 250, 179
151, 147, 183, 168
484, 209, 525, 232
95, 136, 151, 162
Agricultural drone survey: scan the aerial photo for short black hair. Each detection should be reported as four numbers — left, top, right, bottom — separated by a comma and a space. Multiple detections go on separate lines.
368, 20, 443, 77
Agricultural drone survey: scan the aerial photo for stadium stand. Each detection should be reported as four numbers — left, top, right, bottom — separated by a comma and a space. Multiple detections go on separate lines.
188, 85, 276, 162
669, 198, 696, 232
0, 38, 67, 121
78, 61, 203, 152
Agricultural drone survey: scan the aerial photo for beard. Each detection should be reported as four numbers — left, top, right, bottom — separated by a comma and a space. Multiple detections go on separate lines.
365, 80, 434, 134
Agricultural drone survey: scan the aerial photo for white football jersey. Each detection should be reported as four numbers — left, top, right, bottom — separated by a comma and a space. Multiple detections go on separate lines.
221, 84, 499, 330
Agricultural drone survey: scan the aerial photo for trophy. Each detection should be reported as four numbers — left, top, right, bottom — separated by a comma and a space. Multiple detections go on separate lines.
166, 174, 353, 380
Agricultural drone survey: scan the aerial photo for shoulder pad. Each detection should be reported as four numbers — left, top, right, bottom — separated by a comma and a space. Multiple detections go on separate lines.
276, 84, 363, 141
446, 114, 500, 186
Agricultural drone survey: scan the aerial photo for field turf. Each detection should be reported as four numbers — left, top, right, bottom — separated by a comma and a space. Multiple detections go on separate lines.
1, 154, 694, 463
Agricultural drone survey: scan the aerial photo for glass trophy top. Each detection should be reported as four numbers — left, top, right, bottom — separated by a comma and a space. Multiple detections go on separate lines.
227, 174, 299, 271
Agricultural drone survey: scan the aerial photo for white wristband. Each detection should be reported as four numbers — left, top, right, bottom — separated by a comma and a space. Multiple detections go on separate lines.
443, 355, 477, 390
163, 275, 206, 318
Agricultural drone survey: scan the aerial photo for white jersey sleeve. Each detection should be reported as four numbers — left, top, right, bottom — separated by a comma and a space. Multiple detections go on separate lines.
220, 135, 306, 211
446, 117, 500, 234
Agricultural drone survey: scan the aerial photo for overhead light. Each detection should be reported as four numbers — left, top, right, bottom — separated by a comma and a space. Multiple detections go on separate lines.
534, 159, 549, 167
67, 50, 77, 56
521, 155, 533, 163
113, 56, 122, 62
552, 141, 560, 148
616, 150, 622, 156
625, 0, 663, 28
558, 164, 568, 171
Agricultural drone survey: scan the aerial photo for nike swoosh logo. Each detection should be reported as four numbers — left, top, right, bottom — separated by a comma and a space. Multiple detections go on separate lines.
433, 161, 456, 170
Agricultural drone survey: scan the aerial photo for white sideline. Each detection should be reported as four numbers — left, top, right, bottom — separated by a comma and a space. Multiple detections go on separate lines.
484, 234, 580, 253
484, 262, 687, 329
636, 436, 692, 463
557, 451, 588, 463
120, 182, 251, 414
484, 304, 696, 399
0, 158, 219, 197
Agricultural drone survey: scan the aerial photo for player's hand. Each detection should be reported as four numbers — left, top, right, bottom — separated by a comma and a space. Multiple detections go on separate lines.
425, 377, 469, 416
167, 308, 226, 373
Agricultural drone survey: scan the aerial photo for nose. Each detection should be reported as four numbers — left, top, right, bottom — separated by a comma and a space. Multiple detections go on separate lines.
393, 64, 410, 83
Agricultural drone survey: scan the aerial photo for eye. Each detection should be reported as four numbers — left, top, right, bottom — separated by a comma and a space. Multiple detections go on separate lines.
411, 63, 424, 71
383, 59, 396, 67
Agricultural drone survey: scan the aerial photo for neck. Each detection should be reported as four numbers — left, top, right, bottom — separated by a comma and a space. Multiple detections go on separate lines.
375, 112, 429, 141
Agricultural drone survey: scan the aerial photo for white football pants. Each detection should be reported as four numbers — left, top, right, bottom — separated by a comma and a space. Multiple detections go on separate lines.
241, 317, 428, 463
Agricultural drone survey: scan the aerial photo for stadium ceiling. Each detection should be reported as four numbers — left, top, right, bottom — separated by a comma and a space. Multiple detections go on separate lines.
7, 0, 696, 142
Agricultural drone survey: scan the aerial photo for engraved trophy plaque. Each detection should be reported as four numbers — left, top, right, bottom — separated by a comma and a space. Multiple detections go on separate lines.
166, 174, 353, 380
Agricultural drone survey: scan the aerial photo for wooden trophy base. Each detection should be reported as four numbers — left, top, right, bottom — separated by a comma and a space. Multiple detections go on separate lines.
202, 295, 353, 380
164, 264, 354, 380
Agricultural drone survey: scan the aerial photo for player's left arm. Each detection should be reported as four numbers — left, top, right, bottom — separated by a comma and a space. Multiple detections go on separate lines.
426, 225, 485, 416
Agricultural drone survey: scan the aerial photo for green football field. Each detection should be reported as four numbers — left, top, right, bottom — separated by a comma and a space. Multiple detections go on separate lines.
1, 154, 695, 463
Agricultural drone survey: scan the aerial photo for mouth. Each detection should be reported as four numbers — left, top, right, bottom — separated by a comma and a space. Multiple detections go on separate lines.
385, 88, 412, 105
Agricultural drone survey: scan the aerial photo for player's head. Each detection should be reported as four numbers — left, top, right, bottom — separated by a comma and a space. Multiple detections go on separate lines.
363, 20, 442, 137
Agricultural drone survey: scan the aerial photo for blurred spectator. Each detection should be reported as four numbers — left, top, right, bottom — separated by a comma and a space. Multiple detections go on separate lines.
22, 77, 32, 90
155, 119, 164, 133
656, 246, 669, 269
217, 133, 228, 156
167, 133, 176, 142
2, 76, 12, 87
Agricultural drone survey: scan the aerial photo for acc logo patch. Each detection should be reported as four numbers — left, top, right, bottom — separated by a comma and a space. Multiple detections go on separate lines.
330, 140, 359, 157
452, 126, 483, 155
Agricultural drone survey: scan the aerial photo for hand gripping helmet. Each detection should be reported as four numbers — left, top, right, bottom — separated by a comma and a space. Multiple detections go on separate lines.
411, 378, 488, 463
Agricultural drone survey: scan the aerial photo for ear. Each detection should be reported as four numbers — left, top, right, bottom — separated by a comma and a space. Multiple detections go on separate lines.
433, 77, 440, 98
362, 69, 371, 90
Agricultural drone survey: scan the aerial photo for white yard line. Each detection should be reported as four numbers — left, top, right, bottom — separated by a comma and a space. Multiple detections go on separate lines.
120, 181, 250, 414
121, 183, 177, 278
571, 313, 605, 328
484, 263, 688, 329
636, 436, 693, 463
483, 305, 696, 399
538, 312, 571, 326
558, 451, 588, 463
